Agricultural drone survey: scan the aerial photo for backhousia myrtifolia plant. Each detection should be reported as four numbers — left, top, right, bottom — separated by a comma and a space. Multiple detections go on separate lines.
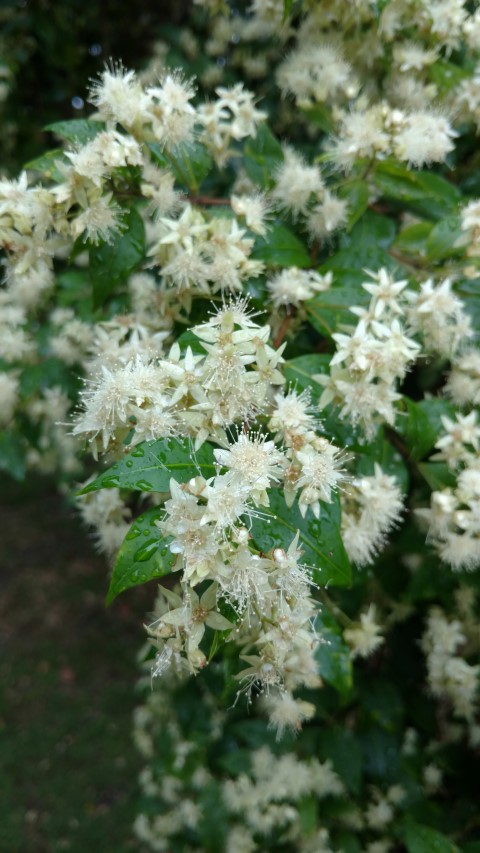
1, 0, 480, 850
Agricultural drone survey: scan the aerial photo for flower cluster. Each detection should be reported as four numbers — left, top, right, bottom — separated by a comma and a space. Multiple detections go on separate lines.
148, 203, 263, 301
341, 464, 404, 567
418, 412, 480, 571
73, 301, 284, 457
422, 606, 479, 720
318, 268, 419, 437
272, 147, 349, 241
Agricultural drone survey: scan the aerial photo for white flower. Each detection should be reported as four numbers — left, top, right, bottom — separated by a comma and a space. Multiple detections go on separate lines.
344, 604, 384, 659
295, 438, 346, 517
272, 147, 324, 218
214, 431, 286, 505
267, 268, 332, 309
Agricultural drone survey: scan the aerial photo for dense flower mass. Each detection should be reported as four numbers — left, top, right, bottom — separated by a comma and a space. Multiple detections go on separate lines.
2, 0, 480, 848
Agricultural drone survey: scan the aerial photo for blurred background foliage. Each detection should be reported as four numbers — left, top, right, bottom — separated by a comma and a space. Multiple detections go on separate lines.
0, 0, 188, 172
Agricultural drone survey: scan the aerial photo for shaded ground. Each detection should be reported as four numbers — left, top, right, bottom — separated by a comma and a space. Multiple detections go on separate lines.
0, 484, 153, 852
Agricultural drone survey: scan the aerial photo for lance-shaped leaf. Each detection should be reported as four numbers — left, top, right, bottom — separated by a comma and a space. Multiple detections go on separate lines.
106, 506, 176, 604
250, 489, 351, 586
79, 437, 216, 495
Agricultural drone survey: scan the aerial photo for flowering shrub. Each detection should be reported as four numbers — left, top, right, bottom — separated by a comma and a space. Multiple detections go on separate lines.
2, 0, 480, 849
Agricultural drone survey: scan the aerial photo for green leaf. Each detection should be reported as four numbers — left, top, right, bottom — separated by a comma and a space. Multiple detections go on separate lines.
300, 104, 335, 134
426, 214, 463, 261
356, 431, 409, 493
24, 149, 67, 182
250, 489, 352, 586
340, 209, 397, 250
456, 277, 480, 330
374, 161, 461, 220
89, 206, 145, 307
403, 822, 459, 853
417, 462, 456, 491
337, 180, 370, 230
44, 119, 105, 145
20, 358, 79, 399
393, 222, 433, 256
333, 832, 361, 853
243, 123, 284, 189
397, 398, 456, 461
314, 608, 353, 697
283, 354, 331, 400
251, 222, 310, 267
305, 274, 370, 337
149, 140, 212, 191
317, 726, 362, 793
0, 431, 26, 481
78, 437, 216, 495
175, 329, 208, 356
297, 796, 317, 835
106, 506, 176, 604
429, 59, 470, 96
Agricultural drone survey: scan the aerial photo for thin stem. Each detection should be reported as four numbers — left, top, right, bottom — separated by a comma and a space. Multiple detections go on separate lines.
317, 588, 354, 628
273, 312, 293, 348
189, 195, 230, 206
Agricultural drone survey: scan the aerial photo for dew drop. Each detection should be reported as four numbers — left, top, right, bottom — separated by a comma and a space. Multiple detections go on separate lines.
131, 447, 145, 458
125, 460, 133, 468
136, 479, 153, 491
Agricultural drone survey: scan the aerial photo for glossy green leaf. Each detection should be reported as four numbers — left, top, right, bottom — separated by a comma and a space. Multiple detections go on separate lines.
106, 506, 176, 604
250, 489, 352, 586
339, 209, 397, 250
397, 397, 456, 461
403, 822, 459, 853
417, 462, 456, 491
356, 431, 409, 493
251, 222, 310, 267
24, 149, 67, 182
283, 354, 331, 400
374, 161, 461, 220
314, 607, 353, 696
0, 430, 26, 481
331, 212, 398, 271
426, 214, 463, 261
305, 275, 370, 337
243, 123, 284, 189
337, 180, 370, 230
149, 140, 212, 191
89, 206, 145, 307
393, 222, 433, 256
78, 437, 216, 495
45, 119, 105, 144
